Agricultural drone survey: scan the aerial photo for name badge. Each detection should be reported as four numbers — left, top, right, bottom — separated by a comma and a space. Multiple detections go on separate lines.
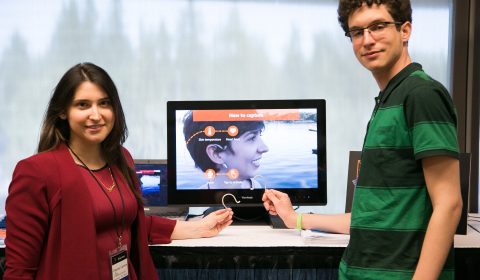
110, 244, 129, 280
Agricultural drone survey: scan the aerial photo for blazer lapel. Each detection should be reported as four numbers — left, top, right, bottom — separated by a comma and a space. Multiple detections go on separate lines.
54, 144, 100, 279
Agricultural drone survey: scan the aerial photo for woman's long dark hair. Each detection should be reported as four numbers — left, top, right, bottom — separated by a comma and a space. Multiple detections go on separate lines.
38, 62, 143, 205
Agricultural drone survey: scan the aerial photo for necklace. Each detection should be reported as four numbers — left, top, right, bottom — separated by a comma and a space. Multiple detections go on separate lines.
91, 167, 116, 192
67, 146, 116, 192
66, 144, 125, 247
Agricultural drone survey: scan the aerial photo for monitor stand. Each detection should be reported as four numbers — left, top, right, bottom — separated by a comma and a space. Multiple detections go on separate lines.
145, 206, 189, 220
203, 206, 287, 228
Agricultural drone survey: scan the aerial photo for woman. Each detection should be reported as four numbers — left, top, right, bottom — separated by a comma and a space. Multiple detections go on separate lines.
4, 62, 233, 280
182, 111, 269, 189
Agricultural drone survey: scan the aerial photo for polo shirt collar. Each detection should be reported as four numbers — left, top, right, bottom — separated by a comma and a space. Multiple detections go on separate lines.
378, 62, 423, 104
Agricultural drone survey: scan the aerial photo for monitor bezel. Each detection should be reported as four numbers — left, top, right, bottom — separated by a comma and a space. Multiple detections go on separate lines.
134, 159, 168, 208
166, 99, 327, 207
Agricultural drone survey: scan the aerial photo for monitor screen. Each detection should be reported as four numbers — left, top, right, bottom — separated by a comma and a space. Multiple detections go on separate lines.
134, 159, 168, 207
167, 99, 327, 207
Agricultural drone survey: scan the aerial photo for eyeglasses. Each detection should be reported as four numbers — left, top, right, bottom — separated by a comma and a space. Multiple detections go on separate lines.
345, 21, 402, 41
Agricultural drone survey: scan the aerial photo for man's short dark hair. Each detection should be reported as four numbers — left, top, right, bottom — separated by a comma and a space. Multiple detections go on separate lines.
337, 0, 412, 34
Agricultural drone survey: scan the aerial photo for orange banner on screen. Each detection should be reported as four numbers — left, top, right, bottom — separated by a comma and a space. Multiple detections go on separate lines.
192, 109, 300, 121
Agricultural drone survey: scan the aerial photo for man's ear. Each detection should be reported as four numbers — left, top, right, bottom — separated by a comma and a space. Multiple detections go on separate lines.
401, 21, 412, 43
206, 144, 226, 165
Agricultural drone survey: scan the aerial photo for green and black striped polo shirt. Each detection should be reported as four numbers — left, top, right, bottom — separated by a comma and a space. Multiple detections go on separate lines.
339, 63, 459, 280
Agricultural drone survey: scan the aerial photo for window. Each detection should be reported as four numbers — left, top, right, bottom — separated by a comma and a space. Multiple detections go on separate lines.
0, 0, 453, 214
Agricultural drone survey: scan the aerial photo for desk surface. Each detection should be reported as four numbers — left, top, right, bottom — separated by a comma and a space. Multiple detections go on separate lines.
0, 216, 478, 250
151, 221, 480, 277
0, 219, 478, 279
154, 220, 480, 249
157, 226, 350, 248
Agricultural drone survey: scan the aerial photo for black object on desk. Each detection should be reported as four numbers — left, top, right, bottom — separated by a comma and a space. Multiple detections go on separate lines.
204, 206, 269, 225
145, 206, 189, 221
204, 206, 287, 228
269, 214, 288, 229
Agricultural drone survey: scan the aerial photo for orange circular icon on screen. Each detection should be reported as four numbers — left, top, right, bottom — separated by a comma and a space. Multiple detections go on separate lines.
227, 168, 239, 180
227, 125, 238, 137
204, 126, 216, 137
205, 169, 216, 180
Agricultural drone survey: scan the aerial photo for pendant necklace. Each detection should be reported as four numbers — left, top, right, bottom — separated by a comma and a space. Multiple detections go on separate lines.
96, 166, 116, 192
67, 144, 125, 247
68, 146, 116, 192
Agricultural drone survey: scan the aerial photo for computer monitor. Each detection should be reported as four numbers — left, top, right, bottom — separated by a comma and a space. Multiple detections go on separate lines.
134, 159, 168, 208
166, 99, 327, 217
134, 159, 187, 217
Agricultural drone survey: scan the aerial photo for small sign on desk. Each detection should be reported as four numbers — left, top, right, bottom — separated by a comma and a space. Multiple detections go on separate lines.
301, 229, 350, 245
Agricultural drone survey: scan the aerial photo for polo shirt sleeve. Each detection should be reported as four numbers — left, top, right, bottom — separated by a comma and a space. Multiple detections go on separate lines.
404, 83, 459, 160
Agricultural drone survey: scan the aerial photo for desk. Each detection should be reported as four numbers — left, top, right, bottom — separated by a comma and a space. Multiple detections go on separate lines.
152, 226, 344, 279
455, 216, 480, 280
152, 222, 480, 280
0, 221, 478, 279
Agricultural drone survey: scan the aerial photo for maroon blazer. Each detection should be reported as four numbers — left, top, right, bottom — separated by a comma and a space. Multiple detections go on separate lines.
5, 144, 176, 280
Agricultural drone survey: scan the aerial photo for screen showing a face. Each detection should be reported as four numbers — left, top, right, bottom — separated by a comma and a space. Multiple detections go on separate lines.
134, 162, 168, 206
176, 108, 319, 190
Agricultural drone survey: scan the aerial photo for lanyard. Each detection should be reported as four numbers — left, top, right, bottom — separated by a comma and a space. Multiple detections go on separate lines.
68, 146, 126, 248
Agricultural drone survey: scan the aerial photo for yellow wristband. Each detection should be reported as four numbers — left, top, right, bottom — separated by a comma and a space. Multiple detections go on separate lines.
296, 213, 303, 230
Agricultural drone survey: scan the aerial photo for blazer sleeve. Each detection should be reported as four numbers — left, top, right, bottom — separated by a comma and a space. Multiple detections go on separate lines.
5, 159, 54, 279
121, 147, 135, 167
144, 215, 177, 244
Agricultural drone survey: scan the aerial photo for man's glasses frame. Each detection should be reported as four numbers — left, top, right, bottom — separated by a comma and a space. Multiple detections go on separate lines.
345, 21, 403, 41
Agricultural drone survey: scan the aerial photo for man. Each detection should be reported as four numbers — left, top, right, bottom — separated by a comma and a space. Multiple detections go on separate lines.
262, 0, 462, 279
